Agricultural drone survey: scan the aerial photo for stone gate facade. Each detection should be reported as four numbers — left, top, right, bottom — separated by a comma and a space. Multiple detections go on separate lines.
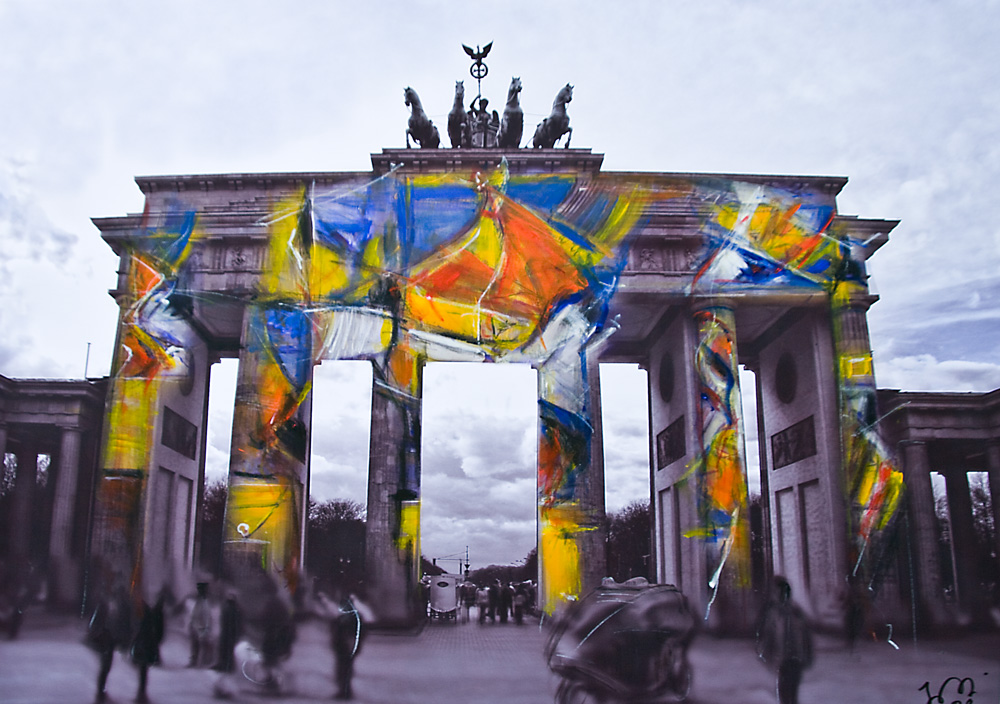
82, 146, 944, 628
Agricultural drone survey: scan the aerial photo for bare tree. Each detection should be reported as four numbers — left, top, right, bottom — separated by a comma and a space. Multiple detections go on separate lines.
605, 500, 651, 583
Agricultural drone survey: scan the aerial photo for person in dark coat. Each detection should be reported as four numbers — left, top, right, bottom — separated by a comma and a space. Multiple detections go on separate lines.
842, 575, 868, 653
259, 588, 295, 691
498, 582, 512, 624
755, 577, 813, 704
318, 589, 365, 700
513, 584, 528, 625
85, 586, 132, 704
130, 596, 165, 703
212, 590, 242, 673
487, 580, 500, 623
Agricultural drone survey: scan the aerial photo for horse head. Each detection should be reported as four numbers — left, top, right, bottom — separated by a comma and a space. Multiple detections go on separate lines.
508, 77, 522, 103
454, 81, 465, 99
556, 83, 573, 107
404, 86, 417, 108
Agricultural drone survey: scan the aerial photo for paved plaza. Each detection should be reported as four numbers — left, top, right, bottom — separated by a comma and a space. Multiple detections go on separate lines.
1, 607, 998, 704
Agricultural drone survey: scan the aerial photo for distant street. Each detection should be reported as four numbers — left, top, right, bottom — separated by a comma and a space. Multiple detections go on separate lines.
0, 607, 997, 703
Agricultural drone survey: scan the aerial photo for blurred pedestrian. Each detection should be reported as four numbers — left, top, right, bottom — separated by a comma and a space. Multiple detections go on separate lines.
842, 575, 868, 653
513, 584, 527, 625
488, 580, 500, 623
318, 589, 366, 700
187, 582, 212, 668
130, 595, 165, 703
476, 586, 489, 624
259, 580, 295, 691
85, 583, 132, 703
498, 582, 512, 624
459, 582, 475, 623
756, 577, 813, 704
212, 589, 242, 673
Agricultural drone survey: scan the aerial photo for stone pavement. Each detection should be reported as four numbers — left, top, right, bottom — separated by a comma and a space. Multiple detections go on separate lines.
1, 608, 998, 704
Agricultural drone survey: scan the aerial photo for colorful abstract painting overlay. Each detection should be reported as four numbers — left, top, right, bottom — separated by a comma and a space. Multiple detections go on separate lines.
831, 279, 904, 575
689, 307, 751, 591
96, 208, 199, 592
688, 181, 905, 582
99, 166, 903, 607
690, 181, 840, 292
290, 163, 652, 606
225, 191, 318, 592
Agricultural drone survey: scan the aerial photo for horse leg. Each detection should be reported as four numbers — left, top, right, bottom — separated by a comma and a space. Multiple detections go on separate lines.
564, 126, 573, 149
406, 129, 413, 148
532, 120, 547, 148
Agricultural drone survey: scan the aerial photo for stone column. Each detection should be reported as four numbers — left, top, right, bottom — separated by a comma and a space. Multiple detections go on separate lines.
944, 469, 980, 613
48, 427, 83, 605
90, 293, 164, 598
692, 303, 751, 626
365, 350, 424, 626
987, 441, 1000, 584
0, 426, 7, 546
9, 443, 37, 563
223, 306, 313, 597
745, 357, 774, 590
583, 346, 608, 588
191, 356, 216, 572
536, 342, 607, 614
830, 283, 904, 583
898, 440, 944, 623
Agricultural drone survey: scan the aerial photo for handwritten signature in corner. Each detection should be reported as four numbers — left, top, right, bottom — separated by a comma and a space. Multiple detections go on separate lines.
919, 674, 984, 704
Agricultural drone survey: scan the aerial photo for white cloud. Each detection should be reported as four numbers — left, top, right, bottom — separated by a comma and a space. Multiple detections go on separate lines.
875, 354, 1000, 393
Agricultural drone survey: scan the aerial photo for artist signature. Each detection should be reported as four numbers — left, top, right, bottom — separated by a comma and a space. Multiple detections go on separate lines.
919, 674, 982, 703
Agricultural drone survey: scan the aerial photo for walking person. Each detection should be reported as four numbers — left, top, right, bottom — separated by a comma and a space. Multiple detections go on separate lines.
130, 596, 165, 703
460, 582, 475, 624
317, 589, 367, 700
85, 585, 132, 704
187, 582, 212, 668
476, 586, 489, 624
513, 584, 527, 625
498, 582, 512, 624
755, 577, 813, 704
842, 575, 868, 653
212, 589, 242, 673
488, 580, 500, 623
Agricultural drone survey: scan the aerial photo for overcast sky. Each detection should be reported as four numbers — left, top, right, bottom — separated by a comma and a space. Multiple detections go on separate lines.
3, 0, 999, 569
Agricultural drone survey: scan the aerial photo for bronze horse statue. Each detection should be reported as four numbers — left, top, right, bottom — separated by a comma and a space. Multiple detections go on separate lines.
531, 83, 573, 149
447, 81, 468, 148
404, 87, 440, 149
497, 77, 523, 149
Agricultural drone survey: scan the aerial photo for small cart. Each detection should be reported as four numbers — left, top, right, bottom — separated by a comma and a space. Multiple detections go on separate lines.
428, 574, 460, 622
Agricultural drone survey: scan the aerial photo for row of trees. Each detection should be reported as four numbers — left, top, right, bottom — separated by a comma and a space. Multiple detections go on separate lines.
198, 481, 654, 587
464, 501, 653, 586
198, 481, 366, 589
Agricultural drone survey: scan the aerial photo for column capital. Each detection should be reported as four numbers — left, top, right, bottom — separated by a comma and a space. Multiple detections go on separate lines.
690, 297, 738, 313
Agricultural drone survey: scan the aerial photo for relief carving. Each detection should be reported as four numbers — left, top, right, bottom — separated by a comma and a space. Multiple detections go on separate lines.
638, 247, 660, 271
230, 246, 249, 269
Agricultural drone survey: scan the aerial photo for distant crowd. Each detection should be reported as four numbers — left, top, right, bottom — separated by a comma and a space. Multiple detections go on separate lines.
82, 560, 371, 702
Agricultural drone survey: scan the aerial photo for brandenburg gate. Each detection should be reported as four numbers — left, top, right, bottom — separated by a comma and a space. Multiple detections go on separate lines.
90, 135, 908, 627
